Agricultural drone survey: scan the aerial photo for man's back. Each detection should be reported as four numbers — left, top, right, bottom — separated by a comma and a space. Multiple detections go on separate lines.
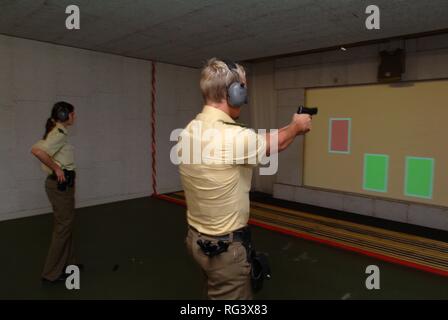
178, 105, 265, 236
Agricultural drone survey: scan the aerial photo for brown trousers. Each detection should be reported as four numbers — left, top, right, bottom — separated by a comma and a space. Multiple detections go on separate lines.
186, 228, 252, 300
42, 177, 76, 281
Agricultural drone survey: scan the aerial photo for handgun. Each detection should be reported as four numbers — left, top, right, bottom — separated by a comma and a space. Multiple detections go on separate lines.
297, 105, 318, 116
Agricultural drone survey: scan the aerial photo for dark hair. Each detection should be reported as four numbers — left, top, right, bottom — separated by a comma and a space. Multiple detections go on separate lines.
43, 101, 75, 139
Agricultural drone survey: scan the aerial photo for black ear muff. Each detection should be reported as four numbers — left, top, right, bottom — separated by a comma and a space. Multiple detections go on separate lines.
51, 101, 74, 124
56, 109, 69, 122
223, 59, 248, 108
227, 82, 248, 107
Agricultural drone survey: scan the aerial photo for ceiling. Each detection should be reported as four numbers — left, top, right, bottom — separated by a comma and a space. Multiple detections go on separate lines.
0, 0, 447, 67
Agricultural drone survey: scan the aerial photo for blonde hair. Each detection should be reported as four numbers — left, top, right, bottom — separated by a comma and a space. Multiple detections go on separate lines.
200, 58, 246, 104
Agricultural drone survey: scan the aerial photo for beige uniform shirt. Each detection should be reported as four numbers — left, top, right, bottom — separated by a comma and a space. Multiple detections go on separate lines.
32, 123, 75, 174
178, 106, 267, 236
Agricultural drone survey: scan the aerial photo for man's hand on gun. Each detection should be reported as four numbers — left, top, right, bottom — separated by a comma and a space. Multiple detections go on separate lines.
291, 105, 318, 135
297, 106, 318, 116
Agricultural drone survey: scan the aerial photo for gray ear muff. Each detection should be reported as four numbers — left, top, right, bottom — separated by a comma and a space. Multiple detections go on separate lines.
57, 110, 69, 122
228, 82, 248, 108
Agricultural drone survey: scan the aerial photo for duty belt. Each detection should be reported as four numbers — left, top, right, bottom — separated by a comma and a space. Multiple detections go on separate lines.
48, 169, 76, 191
189, 225, 250, 243
190, 225, 251, 257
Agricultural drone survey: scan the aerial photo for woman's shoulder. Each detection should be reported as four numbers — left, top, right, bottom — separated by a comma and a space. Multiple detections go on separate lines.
50, 125, 67, 136
45, 125, 67, 142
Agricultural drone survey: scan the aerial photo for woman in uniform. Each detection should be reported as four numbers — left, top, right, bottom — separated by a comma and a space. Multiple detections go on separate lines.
31, 101, 78, 282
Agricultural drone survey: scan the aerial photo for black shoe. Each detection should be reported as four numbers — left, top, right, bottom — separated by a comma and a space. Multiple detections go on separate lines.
41, 277, 53, 284
41, 273, 68, 283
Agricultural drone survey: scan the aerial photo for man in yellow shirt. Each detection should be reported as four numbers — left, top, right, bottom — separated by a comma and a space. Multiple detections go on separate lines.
178, 58, 312, 299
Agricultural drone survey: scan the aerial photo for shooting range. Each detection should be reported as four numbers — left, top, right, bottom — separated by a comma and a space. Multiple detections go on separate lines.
0, 0, 448, 301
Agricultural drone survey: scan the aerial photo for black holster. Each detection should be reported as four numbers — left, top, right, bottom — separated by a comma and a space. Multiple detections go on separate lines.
195, 226, 271, 292
50, 170, 76, 191
196, 239, 230, 257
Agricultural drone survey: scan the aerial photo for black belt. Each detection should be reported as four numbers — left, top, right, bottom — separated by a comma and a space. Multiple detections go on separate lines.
48, 170, 76, 180
48, 170, 76, 191
189, 225, 250, 243
189, 225, 270, 291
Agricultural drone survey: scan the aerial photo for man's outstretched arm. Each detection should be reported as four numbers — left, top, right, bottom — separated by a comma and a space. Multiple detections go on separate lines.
264, 114, 312, 155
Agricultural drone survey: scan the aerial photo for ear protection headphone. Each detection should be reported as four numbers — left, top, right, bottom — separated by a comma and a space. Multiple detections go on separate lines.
223, 60, 248, 108
52, 102, 71, 122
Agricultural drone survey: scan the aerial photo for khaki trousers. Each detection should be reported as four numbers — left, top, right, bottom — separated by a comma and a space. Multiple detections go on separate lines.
41, 177, 76, 281
186, 227, 252, 300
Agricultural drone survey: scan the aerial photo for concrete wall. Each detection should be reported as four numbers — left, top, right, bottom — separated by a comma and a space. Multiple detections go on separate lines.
247, 61, 277, 194
249, 33, 448, 231
0, 35, 200, 221
154, 63, 202, 194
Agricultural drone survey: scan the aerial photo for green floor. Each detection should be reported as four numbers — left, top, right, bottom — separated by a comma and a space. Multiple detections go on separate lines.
0, 196, 447, 299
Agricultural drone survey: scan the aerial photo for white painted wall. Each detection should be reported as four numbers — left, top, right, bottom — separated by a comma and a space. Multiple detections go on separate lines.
0, 35, 200, 221
249, 33, 448, 231
3, 31, 447, 230
154, 62, 202, 194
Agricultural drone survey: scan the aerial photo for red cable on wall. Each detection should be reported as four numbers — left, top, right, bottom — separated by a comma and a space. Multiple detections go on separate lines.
151, 61, 157, 196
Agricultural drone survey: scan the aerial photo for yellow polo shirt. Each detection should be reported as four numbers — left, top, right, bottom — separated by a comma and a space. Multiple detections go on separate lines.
32, 123, 75, 174
178, 106, 267, 236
